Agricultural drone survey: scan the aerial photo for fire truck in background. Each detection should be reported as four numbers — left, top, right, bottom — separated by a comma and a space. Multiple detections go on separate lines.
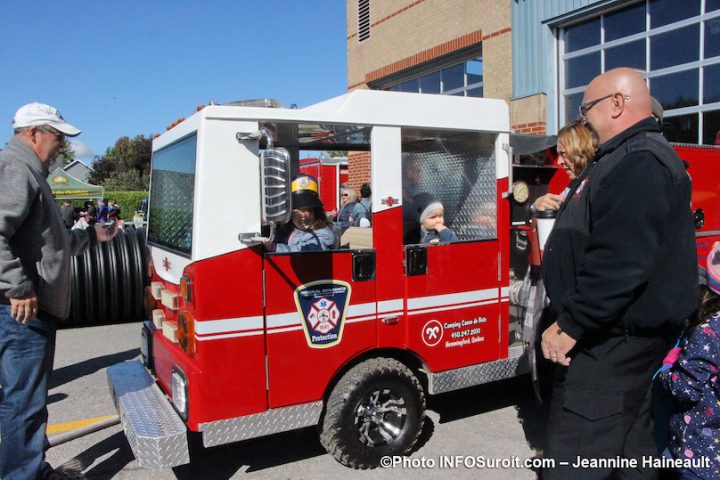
107, 91, 720, 469
299, 156, 348, 215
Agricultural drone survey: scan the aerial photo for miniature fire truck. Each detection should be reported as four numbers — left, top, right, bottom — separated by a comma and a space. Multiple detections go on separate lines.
106, 90, 719, 469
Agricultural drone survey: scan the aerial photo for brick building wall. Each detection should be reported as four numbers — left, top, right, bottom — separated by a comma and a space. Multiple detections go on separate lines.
511, 93, 547, 135
347, 0, 511, 101
346, 152, 371, 196
346, 0, 550, 189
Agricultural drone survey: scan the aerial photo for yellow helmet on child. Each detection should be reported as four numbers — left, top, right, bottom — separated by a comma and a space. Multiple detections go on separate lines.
291, 175, 323, 210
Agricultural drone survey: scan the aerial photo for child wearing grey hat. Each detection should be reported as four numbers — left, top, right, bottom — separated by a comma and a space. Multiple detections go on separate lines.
414, 192, 459, 244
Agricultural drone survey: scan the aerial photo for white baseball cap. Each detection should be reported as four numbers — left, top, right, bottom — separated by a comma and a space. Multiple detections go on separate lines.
12, 102, 81, 137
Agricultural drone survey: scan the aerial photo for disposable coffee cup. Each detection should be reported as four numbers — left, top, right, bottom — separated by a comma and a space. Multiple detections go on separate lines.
535, 209, 557, 253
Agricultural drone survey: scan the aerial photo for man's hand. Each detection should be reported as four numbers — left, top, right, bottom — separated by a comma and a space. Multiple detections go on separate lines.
94, 221, 121, 242
533, 193, 564, 212
10, 294, 39, 324
541, 321, 577, 366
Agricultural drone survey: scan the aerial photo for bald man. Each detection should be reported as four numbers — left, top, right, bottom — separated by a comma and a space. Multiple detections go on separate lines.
539, 68, 697, 479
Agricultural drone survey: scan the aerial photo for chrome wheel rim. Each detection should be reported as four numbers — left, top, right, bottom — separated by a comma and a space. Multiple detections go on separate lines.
354, 387, 407, 447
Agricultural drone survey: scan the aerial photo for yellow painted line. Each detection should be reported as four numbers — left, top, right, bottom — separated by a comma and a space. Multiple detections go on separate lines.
47, 415, 118, 435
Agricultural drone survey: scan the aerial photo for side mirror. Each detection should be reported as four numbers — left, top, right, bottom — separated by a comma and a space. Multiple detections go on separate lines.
260, 147, 292, 225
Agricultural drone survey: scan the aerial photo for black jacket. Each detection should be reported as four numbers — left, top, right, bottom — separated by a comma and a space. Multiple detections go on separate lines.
541, 118, 698, 340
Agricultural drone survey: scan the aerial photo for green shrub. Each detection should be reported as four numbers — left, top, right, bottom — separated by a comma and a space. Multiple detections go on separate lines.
57, 192, 147, 221
105, 191, 148, 221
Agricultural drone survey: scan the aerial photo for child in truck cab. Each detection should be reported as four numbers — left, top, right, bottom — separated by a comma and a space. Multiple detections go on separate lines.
265, 175, 336, 253
415, 193, 459, 244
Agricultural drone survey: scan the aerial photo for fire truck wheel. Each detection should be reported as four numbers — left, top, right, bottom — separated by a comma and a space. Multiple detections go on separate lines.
320, 357, 426, 469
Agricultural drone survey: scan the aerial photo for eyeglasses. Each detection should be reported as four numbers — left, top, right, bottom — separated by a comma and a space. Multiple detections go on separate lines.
579, 94, 613, 117
38, 126, 65, 142
341, 193, 349, 197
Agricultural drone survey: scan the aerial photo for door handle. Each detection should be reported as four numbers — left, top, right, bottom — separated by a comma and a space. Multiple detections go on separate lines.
405, 246, 428, 276
352, 250, 376, 282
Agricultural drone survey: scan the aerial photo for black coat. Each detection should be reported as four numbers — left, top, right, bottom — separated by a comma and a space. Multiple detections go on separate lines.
541, 118, 698, 339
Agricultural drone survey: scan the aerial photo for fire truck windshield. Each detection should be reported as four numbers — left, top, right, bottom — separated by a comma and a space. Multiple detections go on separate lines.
147, 134, 197, 256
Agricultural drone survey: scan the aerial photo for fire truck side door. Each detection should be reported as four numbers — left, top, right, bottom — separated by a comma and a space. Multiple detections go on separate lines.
263, 250, 377, 408
400, 129, 503, 372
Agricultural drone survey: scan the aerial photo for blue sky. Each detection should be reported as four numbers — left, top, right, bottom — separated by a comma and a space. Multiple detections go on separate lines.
0, 1, 347, 164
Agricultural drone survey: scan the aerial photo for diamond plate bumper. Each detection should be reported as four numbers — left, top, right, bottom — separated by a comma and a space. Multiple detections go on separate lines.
427, 345, 529, 395
200, 401, 323, 447
107, 361, 190, 468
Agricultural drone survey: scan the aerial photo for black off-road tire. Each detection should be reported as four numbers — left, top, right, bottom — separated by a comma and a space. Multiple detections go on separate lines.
320, 357, 426, 469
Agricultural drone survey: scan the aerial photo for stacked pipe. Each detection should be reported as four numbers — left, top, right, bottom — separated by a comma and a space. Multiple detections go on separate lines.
66, 226, 147, 327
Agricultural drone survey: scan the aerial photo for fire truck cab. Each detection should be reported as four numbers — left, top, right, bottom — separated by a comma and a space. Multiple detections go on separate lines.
106, 90, 718, 469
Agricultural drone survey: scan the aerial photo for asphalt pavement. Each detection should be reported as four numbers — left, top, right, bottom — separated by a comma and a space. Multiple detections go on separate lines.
46, 322, 545, 479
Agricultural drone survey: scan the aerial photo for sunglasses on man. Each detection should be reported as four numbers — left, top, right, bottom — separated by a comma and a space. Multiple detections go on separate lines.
37, 126, 66, 142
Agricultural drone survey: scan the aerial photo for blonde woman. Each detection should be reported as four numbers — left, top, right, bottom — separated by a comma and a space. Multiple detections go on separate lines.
336, 186, 358, 228
533, 120, 595, 212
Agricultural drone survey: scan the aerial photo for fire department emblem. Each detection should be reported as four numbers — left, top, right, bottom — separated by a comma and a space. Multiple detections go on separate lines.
294, 280, 351, 349
308, 298, 340, 334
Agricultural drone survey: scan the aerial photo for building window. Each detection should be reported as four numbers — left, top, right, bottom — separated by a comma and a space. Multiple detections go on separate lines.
358, 0, 370, 42
559, 0, 720, 144
384, 56, 484, 97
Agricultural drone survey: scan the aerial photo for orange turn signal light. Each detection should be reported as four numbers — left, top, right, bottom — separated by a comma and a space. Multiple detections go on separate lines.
180, 275, 192, 302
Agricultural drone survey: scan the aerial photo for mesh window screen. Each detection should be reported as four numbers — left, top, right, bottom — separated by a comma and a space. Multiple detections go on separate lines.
148, 134, 197, 256
402, 129, 497, 244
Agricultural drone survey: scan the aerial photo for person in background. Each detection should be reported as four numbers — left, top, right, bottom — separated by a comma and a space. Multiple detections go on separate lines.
265, 175, 335, 253
107, 199, 121, 221
414, 192, 458, 244
651, 96, 664, 130
351, 182, 372, 227
0, 102, 119, 480
532, 120, 595, 212
83, 200, 97, 225
335, 186, 358, 229
97, 199, 109, 223
539, 68, 697, 479
59, 200, 74, 229
656, 242, 720, 480
402, 161, 423, 244
527, 122, 594, 410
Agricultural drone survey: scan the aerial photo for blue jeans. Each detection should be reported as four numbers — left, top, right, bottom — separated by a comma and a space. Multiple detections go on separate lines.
0, 305, 58, 480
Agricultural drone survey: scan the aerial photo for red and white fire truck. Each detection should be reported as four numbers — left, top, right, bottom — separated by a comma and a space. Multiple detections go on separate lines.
107, 90, 720, 469
299, 156, 348, 214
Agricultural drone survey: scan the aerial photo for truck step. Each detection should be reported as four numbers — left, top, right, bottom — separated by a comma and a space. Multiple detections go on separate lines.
107, 361, 190, 468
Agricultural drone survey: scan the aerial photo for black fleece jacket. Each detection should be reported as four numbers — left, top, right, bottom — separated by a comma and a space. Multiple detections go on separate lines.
541, 118, 698, 340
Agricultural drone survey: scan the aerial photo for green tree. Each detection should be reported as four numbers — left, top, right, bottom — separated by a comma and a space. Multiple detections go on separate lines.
58, 141, 75, 167
89, 134, 153, 190
102, 170, 149, 191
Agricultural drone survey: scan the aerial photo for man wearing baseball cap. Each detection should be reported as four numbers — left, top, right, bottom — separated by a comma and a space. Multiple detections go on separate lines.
0, 103, 118, 480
